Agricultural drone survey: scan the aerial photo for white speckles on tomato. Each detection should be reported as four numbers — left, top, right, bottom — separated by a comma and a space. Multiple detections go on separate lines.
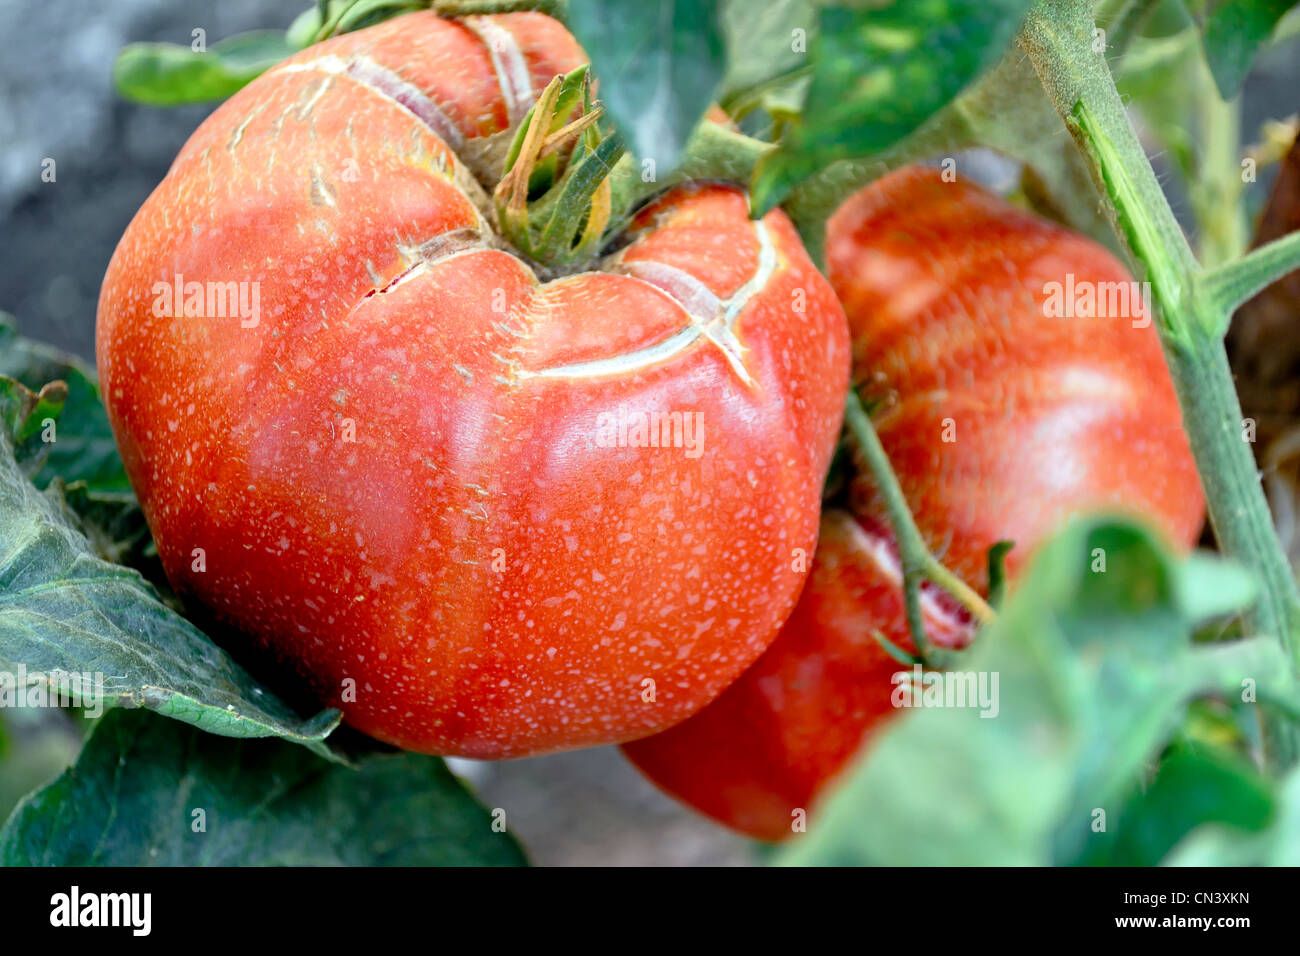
95, 11, 848, 759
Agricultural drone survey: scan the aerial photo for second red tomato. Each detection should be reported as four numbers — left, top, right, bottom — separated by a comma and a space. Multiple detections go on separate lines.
623, 166, 1206, 841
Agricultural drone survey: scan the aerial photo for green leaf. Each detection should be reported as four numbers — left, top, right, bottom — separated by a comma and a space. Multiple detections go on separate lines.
0, 378, 65, 479
986, 540, 1014, 608
1176, 552, 1258, 622
0, 411, 341, 754
566, 0, 727, 170
0, 709, 82, 826
0, 320, 160, 579
717, 0, 815, 118
0, 709, 525, 866
321, 0, 422, 40
782, 43, 1114, 267
113, 30, 295, 106
287, 6, 327, 50
1076, 744, 1274, 865
1166, 761, 1300, 864
0, 315, 128, 495
1199, 0, 1297, 98
52, 480, 154, 569
752, 0, 1035, 214
775, 516, 1265, 866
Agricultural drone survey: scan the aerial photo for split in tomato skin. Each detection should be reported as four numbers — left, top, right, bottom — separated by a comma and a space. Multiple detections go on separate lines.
622, 166, 1206, 841
95, 12, 851, 759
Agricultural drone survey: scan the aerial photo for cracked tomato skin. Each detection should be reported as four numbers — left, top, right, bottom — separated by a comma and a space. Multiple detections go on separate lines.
623, 166, 1205, 840
95, 11, 850, 758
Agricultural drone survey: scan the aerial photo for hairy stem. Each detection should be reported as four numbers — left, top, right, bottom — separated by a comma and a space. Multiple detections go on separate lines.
1190, 58, 1248, 269
844, 391, 995, 663
1199, 229, 1300, 319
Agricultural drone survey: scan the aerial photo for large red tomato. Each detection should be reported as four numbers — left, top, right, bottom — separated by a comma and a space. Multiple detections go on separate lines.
623, 166, 1205, 841
96, 11, 849, 758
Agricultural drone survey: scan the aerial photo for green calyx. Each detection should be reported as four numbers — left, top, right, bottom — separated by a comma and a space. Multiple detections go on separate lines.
493, 66, 628, 270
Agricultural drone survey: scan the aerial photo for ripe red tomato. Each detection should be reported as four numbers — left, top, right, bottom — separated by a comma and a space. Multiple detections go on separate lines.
623, 166, 1205, 841
96, 12, 850, 758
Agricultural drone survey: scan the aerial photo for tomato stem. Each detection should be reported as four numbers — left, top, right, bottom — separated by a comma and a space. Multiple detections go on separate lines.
493, 68, 628, 269
872, 630, 923, 667
496, 82, 782, 270
1198, 231, 1300, 324
1023, 0, 1300, 768
1189, 54, 1248, 270
924, 559, 996, 628
844, 390, 995, 663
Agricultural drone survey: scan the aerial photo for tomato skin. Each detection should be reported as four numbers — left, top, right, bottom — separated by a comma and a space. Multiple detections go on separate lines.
625, 508, 971, 843
623, 166, 1205, 840
831, 167, 1204, 585
96, 12, 850, 758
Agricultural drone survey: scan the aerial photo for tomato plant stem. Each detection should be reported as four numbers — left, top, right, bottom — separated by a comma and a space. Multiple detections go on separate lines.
844, 390, 995, 663
1023, 0, 1300, 767
925, 556, 997, 628
1190, 59, 1247, 269
1199, 230, 1300, 320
